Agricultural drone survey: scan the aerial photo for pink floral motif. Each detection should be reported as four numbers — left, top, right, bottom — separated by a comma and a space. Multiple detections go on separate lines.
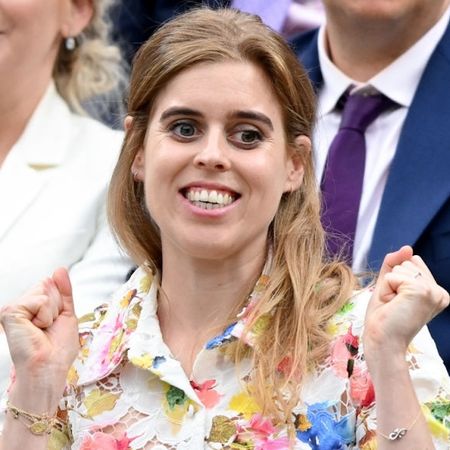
191, 379, 221, 408
330, 326, 359, 378
80, 431, 133, 450
236, 414, 290, 449
350, 366, 375, 408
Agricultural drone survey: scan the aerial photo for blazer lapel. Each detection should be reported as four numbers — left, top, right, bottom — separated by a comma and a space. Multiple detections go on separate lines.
0, 161, 54, 240
368, 25, 450, 270
0, 83, 70, 241
291, 28, 323, 90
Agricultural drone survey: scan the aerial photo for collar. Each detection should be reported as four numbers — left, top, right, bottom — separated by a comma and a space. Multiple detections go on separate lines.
317, 5, 450, 113
75, 259, 272, 386
10, 81, 73, 169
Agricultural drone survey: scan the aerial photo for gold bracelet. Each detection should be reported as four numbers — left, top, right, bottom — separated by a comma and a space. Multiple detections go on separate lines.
6, 400, 64, 436
378, 409, 422, 441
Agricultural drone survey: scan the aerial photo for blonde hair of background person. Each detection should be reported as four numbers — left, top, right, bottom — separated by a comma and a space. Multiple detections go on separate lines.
54, 0, 126, 118
0, 8, 449, 450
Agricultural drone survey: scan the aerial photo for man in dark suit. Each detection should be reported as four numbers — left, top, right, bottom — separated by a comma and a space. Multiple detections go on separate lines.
292, 0, 450, 371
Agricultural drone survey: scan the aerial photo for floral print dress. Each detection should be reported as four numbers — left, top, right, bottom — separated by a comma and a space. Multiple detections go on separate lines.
7, 266, 450, 449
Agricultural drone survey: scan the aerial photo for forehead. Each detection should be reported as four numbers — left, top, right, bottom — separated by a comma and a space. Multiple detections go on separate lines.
149, 61, 284, 124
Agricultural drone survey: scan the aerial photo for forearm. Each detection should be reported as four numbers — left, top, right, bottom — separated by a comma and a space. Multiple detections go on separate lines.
368, 351, 434, 450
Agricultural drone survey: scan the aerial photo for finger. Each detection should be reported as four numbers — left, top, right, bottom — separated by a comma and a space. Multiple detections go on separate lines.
411, 254, 435, 281
52, 268, 75, 316
27, 294, 58, 328
378, 245, 414, 280
394, 261, 426, 280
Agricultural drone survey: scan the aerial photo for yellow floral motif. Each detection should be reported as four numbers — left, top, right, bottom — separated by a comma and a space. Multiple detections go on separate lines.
83, 389, 119, 417
325, 321, 338, 336
49, 428, 71, 450
229, 392, 259, 419
252, 314, 271, 336
66, 365, 79, 385
253, 274, 269, 292
295, 414, 312, 432
78, 312, 96, 324
208, 415, 237, 443
107, 329, 125, 360
120, 289, 137, 308
140, 274, 153, 293
131, 354, 154, 369
360, 439, 377, 450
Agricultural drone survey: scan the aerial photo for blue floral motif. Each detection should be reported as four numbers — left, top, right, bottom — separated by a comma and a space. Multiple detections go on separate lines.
296, 402, 353, 450
152, 356, 166, 369
205, 323, 237, 349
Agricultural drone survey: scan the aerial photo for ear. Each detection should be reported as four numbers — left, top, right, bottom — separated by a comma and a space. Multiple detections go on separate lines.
61, 0, 94, 38
124, 115, 133, 131
131, 147, 145, 182
284, 135, 311, 192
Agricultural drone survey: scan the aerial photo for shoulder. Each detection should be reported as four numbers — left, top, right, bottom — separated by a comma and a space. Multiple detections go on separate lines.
289, 28, 320, 58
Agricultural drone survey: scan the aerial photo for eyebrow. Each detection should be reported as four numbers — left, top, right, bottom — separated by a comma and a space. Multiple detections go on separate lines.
159, 107, 202, 122
159, 106, 274, 131
229, 110, 273, 131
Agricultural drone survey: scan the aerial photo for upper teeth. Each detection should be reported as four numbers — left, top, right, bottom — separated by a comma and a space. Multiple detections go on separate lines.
186, 189, 235, 206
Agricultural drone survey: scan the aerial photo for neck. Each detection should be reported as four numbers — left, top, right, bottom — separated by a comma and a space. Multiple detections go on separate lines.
324, 3, 449, 82
0, 75, 51, 167
157, 242, 266, 372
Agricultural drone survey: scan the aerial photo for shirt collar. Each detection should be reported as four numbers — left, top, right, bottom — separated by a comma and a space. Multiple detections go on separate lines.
317, 5, 450, 112
75, 256, 273, 386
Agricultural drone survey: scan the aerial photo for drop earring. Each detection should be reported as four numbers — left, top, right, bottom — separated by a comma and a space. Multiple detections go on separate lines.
65, 36, 76, 51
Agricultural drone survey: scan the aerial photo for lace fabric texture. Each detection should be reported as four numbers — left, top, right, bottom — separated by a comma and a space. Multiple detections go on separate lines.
40, 267, 450, 449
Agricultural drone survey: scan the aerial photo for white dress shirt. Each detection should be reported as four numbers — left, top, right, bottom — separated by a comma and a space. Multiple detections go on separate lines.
314, 7, 450, 273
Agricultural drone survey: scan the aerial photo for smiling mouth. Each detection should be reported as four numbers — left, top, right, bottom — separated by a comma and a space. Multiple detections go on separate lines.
181, 187, 239, 210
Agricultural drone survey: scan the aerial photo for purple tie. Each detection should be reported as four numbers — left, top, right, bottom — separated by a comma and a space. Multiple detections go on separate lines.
321, 92, 394, 264
231, 0, 292, 32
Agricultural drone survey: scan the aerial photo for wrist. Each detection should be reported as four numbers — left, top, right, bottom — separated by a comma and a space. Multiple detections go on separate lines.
8, 378, 65, 416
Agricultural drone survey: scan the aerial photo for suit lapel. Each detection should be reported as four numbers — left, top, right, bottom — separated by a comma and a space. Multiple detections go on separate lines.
292, 29, 323, 90
0, 161, 54, 240
368, 25, 450, 270
0, 83, 71, 241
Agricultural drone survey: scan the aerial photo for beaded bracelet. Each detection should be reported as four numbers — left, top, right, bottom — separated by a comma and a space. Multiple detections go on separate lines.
6, 400, 65, 436
378, 409, 422, 441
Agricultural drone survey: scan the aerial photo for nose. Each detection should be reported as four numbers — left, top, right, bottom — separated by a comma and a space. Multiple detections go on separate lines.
193, 131, 231, 171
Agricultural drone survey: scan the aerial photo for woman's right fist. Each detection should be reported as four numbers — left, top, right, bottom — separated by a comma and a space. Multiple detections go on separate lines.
0, 268, 79, 384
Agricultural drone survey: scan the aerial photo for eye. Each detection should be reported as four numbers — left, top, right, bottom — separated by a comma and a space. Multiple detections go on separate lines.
230, 127, 264, 148
169, 121, 199, 140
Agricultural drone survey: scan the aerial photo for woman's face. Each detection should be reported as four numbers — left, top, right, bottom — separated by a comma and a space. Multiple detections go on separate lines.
0, 0, 92, 90
132, 61, 307, 263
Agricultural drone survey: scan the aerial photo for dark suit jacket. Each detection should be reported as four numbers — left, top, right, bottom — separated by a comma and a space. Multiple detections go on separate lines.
292, 26, 450, 371
112, 1, 231, 64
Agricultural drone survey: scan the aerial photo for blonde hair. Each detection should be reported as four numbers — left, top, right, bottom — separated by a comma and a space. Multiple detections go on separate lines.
109, 7, 356, 429
53, 0, 127, 117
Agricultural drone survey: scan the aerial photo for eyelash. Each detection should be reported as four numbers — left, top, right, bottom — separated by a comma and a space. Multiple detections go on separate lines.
167, 120, 265, 149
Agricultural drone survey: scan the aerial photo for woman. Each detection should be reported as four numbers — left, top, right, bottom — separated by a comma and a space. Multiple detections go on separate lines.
0, 0, 132, 392
1, 7, 449, 450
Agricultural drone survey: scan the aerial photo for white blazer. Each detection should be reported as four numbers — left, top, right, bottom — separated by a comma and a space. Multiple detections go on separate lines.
0, 84, 132, 394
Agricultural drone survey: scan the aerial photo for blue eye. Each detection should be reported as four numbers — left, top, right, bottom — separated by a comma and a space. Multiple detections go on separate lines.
169, 121, 198, 139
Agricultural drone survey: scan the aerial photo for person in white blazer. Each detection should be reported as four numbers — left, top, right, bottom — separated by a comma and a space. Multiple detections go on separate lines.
0, 0, 132, 395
